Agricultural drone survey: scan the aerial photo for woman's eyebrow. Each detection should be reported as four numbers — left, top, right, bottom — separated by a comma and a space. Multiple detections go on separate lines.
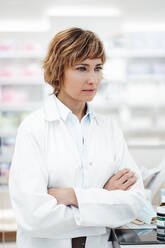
76, 63, 103, 66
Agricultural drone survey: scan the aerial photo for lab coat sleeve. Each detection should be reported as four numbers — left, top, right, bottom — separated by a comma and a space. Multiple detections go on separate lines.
73, 119, 145, 228
9, 121, 100, 239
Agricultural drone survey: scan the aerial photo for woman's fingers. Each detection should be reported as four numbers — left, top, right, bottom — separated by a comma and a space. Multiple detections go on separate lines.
119, 171, 135, 184
103, 169, 137, 191
121, 176, 137, 190
113, 168, 130, 180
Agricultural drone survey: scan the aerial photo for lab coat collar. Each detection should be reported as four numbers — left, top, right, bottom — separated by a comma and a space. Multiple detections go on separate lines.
43, 95, 60, 122
43, 94, 98, 123
55, 96, 92, 122
55, 96, 72, 122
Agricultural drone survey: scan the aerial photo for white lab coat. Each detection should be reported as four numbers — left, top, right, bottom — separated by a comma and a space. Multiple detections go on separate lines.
9, 95, 145, 248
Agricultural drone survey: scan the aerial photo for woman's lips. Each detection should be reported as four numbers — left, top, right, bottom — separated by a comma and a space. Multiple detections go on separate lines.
82, 89, 96, 93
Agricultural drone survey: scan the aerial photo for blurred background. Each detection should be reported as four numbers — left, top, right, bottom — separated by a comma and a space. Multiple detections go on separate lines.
0, 0, 165, 246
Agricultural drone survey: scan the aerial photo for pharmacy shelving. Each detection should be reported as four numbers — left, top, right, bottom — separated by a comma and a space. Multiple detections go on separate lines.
0, 80, 43, 85
97, 32, 165, 145
0, 244, 16, 248
0, 52, 44, 59
0, 37, 45, 189
0, 37, 44, 244
0, 103, 42, 112
0, 131, 17, 138
0, 151, 14, 163
107, 49, 165, 58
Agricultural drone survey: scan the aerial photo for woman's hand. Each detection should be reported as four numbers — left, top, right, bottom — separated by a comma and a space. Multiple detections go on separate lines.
103, 168, 137, 191
48, 187, 78, 207
47, 169, 136, 207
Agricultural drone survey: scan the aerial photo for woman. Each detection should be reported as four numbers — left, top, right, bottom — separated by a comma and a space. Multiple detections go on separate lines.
9, 27, 145, 248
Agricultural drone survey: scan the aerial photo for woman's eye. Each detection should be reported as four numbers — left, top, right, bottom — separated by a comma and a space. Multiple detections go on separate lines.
76, 67, 86, 71
95, 67, 103, 71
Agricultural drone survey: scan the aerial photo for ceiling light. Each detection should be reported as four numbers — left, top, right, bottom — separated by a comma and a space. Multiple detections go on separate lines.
0, 18, 50, 32
47, 6, 121, 17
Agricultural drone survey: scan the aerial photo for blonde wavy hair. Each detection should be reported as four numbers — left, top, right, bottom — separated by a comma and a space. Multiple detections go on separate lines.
42, 27, 106, 94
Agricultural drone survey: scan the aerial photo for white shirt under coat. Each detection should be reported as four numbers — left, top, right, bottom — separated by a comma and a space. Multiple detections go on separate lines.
9, 95, 145, 248
55, 96, 91, 189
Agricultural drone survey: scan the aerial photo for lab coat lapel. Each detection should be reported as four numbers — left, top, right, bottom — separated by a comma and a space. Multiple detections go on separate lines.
87, 114, 100, 161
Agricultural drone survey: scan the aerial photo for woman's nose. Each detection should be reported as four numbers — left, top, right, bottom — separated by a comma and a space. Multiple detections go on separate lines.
87, 72, 98, 84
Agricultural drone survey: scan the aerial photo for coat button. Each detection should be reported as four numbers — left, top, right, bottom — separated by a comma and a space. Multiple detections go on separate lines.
89, 162, 93, 166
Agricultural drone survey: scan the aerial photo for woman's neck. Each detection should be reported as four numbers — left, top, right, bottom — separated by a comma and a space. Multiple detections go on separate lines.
57, 92, 86, 122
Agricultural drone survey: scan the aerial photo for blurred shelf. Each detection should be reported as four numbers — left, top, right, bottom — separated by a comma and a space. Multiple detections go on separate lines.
0, 79, 43, 85
0, 186, 9, 192
103, 76, 165, 84
0, 52, 43, 59
92, 101, 165, 110
108, 49, 165, 58
128, 143, 165, 149
124, 103, 165, 109
126, 134, 165, 148
0, 131, 17, 137
125, 127, 165, 134
127, 74, 165, 81
0, 223, 16, 232
127, 135, 165, 147
0, 153, 13, 163
0, 243, 16, 248
101, 79, 126, 84
0, 103, 41, 112
0, 209, 16, 232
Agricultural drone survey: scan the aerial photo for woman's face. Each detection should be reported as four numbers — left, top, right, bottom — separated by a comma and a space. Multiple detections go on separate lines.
60, 58, 103, 103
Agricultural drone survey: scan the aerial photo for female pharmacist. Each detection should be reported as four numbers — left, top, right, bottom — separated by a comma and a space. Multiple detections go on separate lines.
9, 27, 145, 248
